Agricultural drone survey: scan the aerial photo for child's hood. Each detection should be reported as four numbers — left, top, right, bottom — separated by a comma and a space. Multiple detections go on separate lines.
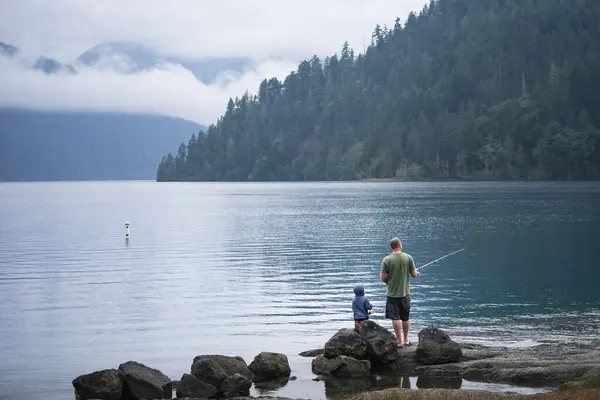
353, 284, 365, 296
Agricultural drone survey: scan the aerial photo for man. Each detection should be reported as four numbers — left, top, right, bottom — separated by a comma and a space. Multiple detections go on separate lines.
380, 237, 419, 347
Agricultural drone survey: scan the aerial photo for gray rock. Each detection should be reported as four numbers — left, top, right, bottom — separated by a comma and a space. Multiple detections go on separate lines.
72, 368, 123, 400
355, 320, 400, 363
372, 347, 418, 375
118, 361, 171, 399
415, 340, 600, 388
299, 348, 324, 357
312, 355, 343, 376
324, 328, 368, 359
191, 355, 252, 390
221, 373, 252, 398
248, 352, 291, 381
416, 326, 462, 365
335, 356, 371, 378
311, 354, 370, 378
176, 373, 218, 399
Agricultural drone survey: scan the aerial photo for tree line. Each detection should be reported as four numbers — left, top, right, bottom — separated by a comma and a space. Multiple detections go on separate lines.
158, 0, 600, 181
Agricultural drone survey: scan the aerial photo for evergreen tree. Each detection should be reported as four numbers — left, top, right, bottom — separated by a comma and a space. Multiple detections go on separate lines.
158, 0, 600, 182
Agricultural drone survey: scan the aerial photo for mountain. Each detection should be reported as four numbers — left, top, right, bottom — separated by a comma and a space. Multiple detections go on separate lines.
33, 56, 77, 74
0, 41, 252, 181
0, 109, 200, 181
76, 41, 254, 84
0, 41, 18, 57
157, 0, 600, 182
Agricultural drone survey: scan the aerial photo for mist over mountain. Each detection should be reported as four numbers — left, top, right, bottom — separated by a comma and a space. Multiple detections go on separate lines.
76, 41, 254, 84
0, 41, 241, 181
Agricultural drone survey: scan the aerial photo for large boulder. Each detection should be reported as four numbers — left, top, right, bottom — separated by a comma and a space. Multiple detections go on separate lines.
248, 352, 291, 381
416, 326, 462, 365
324, 328, 368, 359
118, 361, 172, 399
312, 355, 342, 376
312, 355, 370, 378
221, 373, 252, 398
72, 368, 123, 400
176, 373, 218, 399
355, 320, 400, 363
191, 355, 252, 390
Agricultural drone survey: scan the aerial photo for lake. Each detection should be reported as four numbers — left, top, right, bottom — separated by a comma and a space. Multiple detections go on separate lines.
1, 181, 599, 399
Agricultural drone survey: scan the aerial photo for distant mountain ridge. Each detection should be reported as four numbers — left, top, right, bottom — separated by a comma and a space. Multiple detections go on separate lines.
76, 41, 253, 83
0, 109, 201, 181
0, 40, 250, 181
1, 40, 254, 81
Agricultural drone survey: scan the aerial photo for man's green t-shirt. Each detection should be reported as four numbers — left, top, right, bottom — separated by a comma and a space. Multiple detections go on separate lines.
381, 252, 416, 298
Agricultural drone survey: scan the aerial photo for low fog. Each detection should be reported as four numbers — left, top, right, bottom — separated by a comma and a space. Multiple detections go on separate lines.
0, 0, 426, 125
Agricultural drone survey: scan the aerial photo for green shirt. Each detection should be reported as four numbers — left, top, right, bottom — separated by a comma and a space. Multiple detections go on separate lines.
381, 252, 416, 298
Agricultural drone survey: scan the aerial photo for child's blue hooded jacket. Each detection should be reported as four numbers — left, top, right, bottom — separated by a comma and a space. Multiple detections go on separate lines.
352, 284, 373, 321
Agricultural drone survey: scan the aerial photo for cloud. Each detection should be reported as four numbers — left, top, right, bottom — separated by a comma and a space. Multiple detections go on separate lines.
0, 0, 427, 61
0, 57, 298, 125
0, 0, 428, 125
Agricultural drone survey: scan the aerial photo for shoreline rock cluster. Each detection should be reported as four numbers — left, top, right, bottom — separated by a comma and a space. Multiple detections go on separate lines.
310, 321, 463, 379
73, 323, 600, 400
302, 322, 600, 394
73, 351, 292, 400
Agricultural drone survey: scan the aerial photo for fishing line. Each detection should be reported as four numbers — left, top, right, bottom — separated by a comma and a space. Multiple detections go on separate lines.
416, 248, 465, 271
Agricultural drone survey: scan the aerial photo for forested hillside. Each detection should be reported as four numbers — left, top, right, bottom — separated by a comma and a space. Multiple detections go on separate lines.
0, 110, 199, 181
157, 0, 600, 181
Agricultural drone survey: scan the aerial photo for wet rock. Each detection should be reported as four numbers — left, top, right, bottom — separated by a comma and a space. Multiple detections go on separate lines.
416, 326, 462, 365
248, 352, 291, 381
371, 346, 418, 375
176, 373, 218, 399
72, 368, 123, 400
416, 340, 600, 388
324, 328, 368, 359
191, 355, 252, 390
335, 356, 371, 378
312, 355, 370, 378
459, 343, 505, 362
221, 373, 252, 398
312, 354, 342, 376
299, 348, 324, 357
355, 320, 400, 363
118, 360, 171, 399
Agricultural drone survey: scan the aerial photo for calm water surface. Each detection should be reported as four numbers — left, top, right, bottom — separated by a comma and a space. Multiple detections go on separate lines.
1, 181, 599, 399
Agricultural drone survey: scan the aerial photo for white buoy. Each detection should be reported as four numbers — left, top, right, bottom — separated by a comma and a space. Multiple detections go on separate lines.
125, 221, 130, 239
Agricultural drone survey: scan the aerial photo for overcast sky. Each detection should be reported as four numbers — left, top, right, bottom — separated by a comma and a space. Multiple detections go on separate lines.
0, 0, 427, 125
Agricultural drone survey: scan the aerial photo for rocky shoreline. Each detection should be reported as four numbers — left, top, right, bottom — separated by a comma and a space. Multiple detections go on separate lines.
72, 323, 600, 400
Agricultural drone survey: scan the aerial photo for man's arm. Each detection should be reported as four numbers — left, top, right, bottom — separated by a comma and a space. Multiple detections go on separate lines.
380, 259, 388, 283
409, 255, 419, 277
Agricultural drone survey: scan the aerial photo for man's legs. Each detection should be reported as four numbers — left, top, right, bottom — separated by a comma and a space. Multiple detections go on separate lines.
400, 296, 411, 345
386, 296, 404, 346
402, 319, 410, 344
392, 319, 403, 346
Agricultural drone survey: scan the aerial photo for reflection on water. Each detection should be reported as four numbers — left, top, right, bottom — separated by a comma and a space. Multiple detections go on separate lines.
0, 181, 598, 399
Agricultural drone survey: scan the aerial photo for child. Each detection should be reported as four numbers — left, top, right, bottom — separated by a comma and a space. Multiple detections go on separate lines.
352, 284, 373, 327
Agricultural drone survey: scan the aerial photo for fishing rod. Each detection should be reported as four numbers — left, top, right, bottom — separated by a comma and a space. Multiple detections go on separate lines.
416, 248, 465, 271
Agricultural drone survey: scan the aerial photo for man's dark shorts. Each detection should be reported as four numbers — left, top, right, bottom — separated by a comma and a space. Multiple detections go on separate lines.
385, 296, 410, 321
